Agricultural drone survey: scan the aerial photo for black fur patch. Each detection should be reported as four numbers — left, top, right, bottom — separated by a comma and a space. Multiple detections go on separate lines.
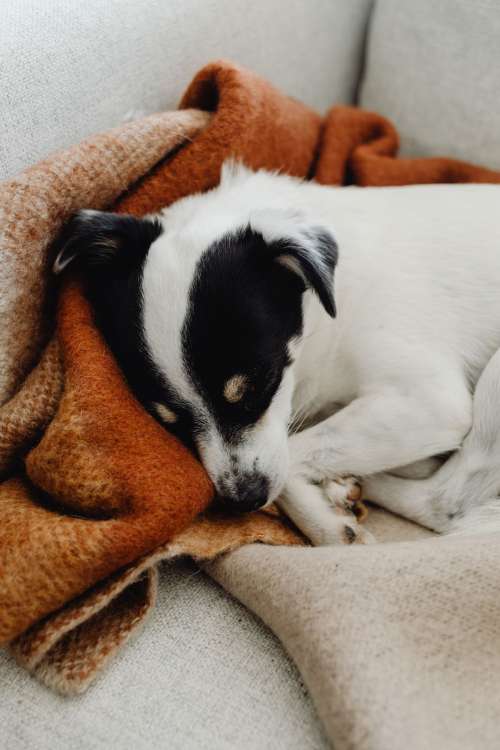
55, 211, 200, 452
182, 227, 309, 441
54, 210, 163, 273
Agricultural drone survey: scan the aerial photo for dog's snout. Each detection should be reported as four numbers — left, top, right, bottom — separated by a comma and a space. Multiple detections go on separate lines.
217, 474, 270, 514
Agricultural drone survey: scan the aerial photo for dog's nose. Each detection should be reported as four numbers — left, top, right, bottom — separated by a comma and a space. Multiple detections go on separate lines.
216, 474, 270, 514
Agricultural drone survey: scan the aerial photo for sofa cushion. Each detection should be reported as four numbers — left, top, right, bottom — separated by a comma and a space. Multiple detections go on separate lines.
0, 0, 373, 180
2, 560, 329, 750
360, 0, 500, 169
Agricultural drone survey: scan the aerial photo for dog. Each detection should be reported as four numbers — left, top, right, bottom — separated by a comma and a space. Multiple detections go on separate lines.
53, 162, 500, 545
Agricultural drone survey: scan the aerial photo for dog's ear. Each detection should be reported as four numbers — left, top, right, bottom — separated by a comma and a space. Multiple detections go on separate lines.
271, 230, 338, 317
52, 210, 163, 274
251, 209, 338, 317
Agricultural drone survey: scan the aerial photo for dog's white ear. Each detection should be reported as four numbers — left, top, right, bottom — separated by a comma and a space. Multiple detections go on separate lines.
53, 210, 162, 274
250, 208, 338, 317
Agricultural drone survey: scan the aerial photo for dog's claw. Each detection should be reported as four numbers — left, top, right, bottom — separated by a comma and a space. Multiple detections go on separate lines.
341, 520, 375, 545
311, 518, 375, 546
352, 499, 369, 522
343, 525, 357, 544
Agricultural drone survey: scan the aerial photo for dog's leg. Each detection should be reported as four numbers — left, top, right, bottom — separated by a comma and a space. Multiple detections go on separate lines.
282, 380, 471, 542
289, 382, 471, 481
365, 348, 500, 535
430, 347, 500, 535
278, 475, 374, 546
362, 472, 447, 531
363, 449, 500, 536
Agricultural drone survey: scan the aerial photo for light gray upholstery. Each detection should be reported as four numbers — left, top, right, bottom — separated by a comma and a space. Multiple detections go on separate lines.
360, 0, 500, 169
2, 560, 329, 750
0, 0, 373, 180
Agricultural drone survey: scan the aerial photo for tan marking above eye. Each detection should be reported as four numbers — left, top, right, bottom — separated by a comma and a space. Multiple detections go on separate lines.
153, 402, 178, 423
223, 374, 248, 403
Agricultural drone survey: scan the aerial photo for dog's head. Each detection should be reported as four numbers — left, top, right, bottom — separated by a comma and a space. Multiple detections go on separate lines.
54, 164, 337, 512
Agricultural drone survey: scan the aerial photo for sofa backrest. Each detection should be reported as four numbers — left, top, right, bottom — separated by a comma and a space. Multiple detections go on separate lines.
0, 0, 373, 180
360, 0, 500, 169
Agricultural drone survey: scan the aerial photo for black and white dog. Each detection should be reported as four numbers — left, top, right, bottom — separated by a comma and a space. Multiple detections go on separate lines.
54, 162, 500, 545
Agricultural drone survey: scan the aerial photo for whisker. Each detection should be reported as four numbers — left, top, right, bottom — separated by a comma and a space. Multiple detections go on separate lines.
289, 403, 313, 434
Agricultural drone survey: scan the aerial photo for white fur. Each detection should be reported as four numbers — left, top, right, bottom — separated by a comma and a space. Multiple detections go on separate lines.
142, 163, 500, 543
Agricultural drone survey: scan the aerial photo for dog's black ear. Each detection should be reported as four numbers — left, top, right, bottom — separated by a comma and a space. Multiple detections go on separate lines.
52, 210, 163, 275
269, 226, 338, 318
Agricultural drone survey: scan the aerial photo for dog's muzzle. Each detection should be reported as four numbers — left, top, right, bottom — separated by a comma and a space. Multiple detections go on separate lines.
215, 474, 270, 514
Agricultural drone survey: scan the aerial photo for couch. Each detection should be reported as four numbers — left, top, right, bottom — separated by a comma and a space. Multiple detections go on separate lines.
2, 1, 500, 747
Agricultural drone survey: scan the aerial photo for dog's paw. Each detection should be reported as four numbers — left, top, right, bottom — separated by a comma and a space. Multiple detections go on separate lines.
322, 476, 369, 521
323, 475, 361, 506
309, 515, 375, 546
279, 474, 375, 547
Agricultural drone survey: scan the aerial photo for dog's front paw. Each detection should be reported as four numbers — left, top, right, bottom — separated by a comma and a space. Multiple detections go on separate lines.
278, 474, 375, 547
310, 514, 375, 546
323, 476, 368, 521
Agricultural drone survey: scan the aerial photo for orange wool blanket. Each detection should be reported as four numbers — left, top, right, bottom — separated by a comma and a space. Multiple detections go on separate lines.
1, 60, 500, 697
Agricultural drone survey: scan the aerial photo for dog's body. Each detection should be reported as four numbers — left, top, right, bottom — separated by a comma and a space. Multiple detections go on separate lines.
55, 164, 500, 545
